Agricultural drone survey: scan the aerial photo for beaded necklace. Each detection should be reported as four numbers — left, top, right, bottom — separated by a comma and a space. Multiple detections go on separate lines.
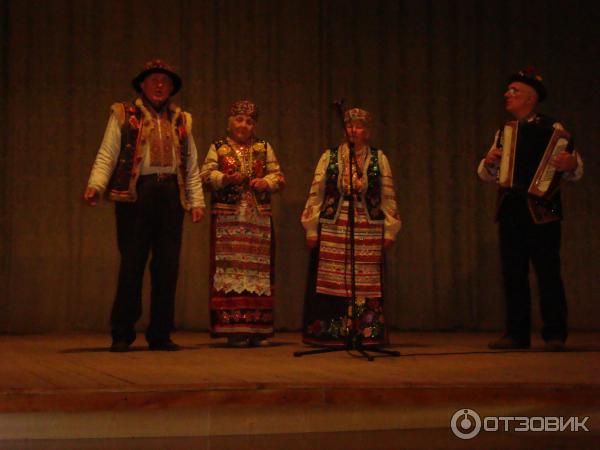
342, 144, 368, 194
227, 137, 254, 178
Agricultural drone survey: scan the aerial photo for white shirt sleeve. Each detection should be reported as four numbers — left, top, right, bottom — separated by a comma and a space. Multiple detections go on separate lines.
185, 133, 205, 209
200, 143, 225, 190
263, 142, 285, 192
562, 151, 584, 181
301, 151, 330, 239
378, 151, 402, 241
553, 123, 584, 182
87, 114, 121, 192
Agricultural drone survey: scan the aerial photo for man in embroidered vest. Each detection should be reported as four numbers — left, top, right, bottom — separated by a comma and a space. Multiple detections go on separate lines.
84, 60, 205, 352
478, 67, 583, 351
200, 100, 285, 347
301, 108, 401, 346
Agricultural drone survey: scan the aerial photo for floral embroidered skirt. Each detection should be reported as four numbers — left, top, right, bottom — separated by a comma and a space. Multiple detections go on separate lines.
209, 209, 275, 338
302, 201, 388, 346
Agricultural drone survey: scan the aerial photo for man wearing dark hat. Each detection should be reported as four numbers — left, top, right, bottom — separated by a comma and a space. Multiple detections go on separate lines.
84, 59, 205, 352
478, 67, 583, 351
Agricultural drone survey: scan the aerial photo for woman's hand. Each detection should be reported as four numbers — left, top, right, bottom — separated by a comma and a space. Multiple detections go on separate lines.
250, 178, 269, 192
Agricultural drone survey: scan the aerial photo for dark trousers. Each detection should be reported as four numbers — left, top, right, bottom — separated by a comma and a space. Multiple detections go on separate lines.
110, 175, 184, 345
498, 195, 568, 344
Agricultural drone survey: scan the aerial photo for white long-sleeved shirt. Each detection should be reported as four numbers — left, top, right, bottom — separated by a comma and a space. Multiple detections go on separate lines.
87, 108, 205, 209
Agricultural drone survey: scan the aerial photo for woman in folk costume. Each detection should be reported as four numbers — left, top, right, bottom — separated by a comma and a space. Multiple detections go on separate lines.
301, 107, 401, 346
201, 100, 285, 347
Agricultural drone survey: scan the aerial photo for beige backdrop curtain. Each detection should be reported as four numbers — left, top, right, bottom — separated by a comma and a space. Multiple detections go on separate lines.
1, 0, 598, 333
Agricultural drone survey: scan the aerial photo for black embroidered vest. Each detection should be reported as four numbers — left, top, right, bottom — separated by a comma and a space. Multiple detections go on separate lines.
320, 146, 385, 223
107, 103, 142, 198
107, 101, 190, 205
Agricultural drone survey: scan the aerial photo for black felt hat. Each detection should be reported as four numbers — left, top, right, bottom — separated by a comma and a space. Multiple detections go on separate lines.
508, 66, 547, 102
131, 59, 182, 95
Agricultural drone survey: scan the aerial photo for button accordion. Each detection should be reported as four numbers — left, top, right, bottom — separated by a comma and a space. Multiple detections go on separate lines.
497, 120, 572, 199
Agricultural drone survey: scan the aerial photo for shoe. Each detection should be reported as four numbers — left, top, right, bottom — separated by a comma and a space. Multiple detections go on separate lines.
148, 339, 181, 351
488, 335, 530, 350
110, 340, 132, 352
250, 336, 269, 347
227, 336, 250, 347
545, 339, 566, 352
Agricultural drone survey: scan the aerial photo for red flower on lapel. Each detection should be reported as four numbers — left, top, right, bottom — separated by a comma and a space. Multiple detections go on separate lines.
177, 124, 187, 140
128, 115, 140, 129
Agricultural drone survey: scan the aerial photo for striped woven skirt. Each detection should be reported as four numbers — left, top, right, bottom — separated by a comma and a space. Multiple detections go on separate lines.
303, 201, 388, 346
209, 206, 275, 338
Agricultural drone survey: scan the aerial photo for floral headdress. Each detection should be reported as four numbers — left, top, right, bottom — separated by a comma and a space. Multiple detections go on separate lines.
229, 100, 259, 120
344, 107, 372, 126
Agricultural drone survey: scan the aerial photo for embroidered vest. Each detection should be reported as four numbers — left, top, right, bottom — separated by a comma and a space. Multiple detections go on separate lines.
106, 100, 191, 209
320, 146, 385, 223
212, 138, 272, 214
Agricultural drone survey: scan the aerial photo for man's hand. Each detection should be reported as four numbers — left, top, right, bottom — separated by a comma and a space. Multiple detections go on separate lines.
223, 170, 245, 186
484, 148, 502, 167
383, 239, 394, 250
306, 236, 318, 249
83, 187, 100, 206
551, 151, 578, 173
191, 207, 204, 223
250, 178, 269, 192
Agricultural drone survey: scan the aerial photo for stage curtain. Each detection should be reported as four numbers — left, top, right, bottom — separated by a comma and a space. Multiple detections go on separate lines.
0, 0, 598, 333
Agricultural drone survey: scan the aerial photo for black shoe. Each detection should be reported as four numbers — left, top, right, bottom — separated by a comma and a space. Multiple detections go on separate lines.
148, 339, 181, 351
544, 339, 566, 352
488, 335, 530, 350
110, 340, 132, 352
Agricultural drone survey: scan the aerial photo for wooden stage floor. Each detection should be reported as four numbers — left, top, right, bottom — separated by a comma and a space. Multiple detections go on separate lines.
1, 331, 599, 448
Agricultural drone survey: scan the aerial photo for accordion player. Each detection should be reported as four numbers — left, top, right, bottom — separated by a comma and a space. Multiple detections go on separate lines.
481, 114, 579, 224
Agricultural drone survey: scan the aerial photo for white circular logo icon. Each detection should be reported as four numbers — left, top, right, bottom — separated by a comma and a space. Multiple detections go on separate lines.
451, 408, 482, 440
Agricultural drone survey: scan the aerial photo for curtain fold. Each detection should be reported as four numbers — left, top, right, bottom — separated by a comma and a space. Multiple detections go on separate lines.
1, 0, 598, 332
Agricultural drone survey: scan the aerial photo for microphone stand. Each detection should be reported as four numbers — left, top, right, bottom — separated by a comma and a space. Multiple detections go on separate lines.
294, 101, 400, 361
